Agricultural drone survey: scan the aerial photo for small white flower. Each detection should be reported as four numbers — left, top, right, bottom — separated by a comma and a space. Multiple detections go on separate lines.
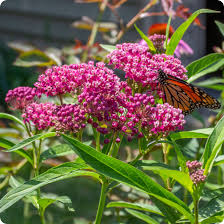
0, 0, 6, 6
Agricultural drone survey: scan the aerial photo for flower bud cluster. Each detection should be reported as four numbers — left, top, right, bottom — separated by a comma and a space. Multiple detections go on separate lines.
22, 103, 57, 130
186, 160, 206, 185
5, 87, 39, 110
54, 104, 87, 133
149, 34, 166, 53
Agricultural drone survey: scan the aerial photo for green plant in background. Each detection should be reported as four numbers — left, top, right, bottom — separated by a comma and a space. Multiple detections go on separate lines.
0, 6, 224, 224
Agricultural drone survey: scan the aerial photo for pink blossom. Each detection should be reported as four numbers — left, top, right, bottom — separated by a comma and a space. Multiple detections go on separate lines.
34, 65, 87, 97
55, 104, 87, 134
22, 103, 57, 130
5, 87, 39, 111
107, 43, 187, 94
141, 103, 185, 136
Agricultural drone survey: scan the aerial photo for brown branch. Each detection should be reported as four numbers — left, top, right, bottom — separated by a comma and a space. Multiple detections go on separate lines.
115, 0, 158, 42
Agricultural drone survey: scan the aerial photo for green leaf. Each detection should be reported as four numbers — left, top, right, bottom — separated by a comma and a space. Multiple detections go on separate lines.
202, 116, 224, 175
169, 128, 213, 141
0, 113, 25, 128
0, 162, 100, 213
125, 208, 160, 224
194, 78, 224, 90
0, 137, 33, 165
38, 195, 74, 215
164, 15, 172, 49
5, 132, 56, 152
14, 50, 57, 67
186, 53, 224, 78
214, 155, 224, 166
134, 24, 156, 53
107, 201, 163, 216
166, 9, 219, 55
199, 190, 224, 222
62, 135, 194, 222
215, 20, 224, 37
100, 44, 116, 52
136, 160, 193, 193
40, 144, 74, 162
187, 59, 224, 83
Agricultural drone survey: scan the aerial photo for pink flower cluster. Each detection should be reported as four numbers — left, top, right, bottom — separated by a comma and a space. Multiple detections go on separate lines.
54, 104, 86, 133
76, 62, 125, 122
34, 65, 87, 97
5, 87, 39, 110
107, 43, 187, 93
6, 56, 187, 137
186, 160, 206, 185
22, 103, 57, 130
142, 103, 185, 136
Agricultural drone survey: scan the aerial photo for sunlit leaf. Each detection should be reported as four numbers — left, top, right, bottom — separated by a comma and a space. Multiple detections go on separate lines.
126, 208, 160, 224
134, 24, 156, 53
62, 135, 194, 222
202, 116, 224, 175
14, 50, 57, 67
0, 162, 100, 213
166, 9, 219, 55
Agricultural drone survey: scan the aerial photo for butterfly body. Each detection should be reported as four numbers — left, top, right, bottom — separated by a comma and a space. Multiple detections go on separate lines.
158, 70, 221, 115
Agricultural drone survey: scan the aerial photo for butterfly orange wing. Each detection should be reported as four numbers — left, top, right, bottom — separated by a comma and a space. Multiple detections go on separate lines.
159, 72, 221, 115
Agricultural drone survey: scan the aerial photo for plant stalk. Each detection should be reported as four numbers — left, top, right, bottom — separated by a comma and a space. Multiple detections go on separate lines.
194, 198, 199, 224
115, 0, 158, 42
94, 177, 109, 224
81, 0, 108, 62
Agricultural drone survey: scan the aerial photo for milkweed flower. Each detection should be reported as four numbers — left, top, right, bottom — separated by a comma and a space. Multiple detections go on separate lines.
5, 87, 39, 111
186, 160, 206, 185
75, 62, 125, 123
107, 43, 187, 94
54, 104, 87, 134
22, 103, 57, 130
141, 103, 185, 137
34, 65, 87, 97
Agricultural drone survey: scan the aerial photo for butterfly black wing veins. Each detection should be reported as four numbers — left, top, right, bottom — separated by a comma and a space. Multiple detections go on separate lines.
158, 70, 221, 115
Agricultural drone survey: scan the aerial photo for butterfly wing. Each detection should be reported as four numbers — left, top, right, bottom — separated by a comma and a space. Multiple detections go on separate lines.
159, 73, 221, 115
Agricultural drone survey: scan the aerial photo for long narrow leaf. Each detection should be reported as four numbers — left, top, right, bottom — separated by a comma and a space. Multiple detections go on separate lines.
166, 9, 218, 55
62, 134, 194, 222
186, 53, 224, 77
202, 116, 224, 175
126, 208, 160, 224
134, 24, 156, 53
0, 162, 100, 213
107, 201, 163, 216
136, 160, 193, 193
0, 113, 25, 128
5, 132, 56, 152
187, 59, 224, 83
169, 128, 213, 141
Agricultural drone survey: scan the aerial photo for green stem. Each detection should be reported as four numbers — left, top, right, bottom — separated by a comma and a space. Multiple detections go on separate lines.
193, 198, 199, 224
96, 131, 101, 151
81, 0, 108, 62
94, 177, 109, 224
108, 132, 117, 157
40, 210, 46, 224
162, 143, 171, 190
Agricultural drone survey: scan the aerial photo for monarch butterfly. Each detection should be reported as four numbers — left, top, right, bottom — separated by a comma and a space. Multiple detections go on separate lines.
158, 70, 221, 115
